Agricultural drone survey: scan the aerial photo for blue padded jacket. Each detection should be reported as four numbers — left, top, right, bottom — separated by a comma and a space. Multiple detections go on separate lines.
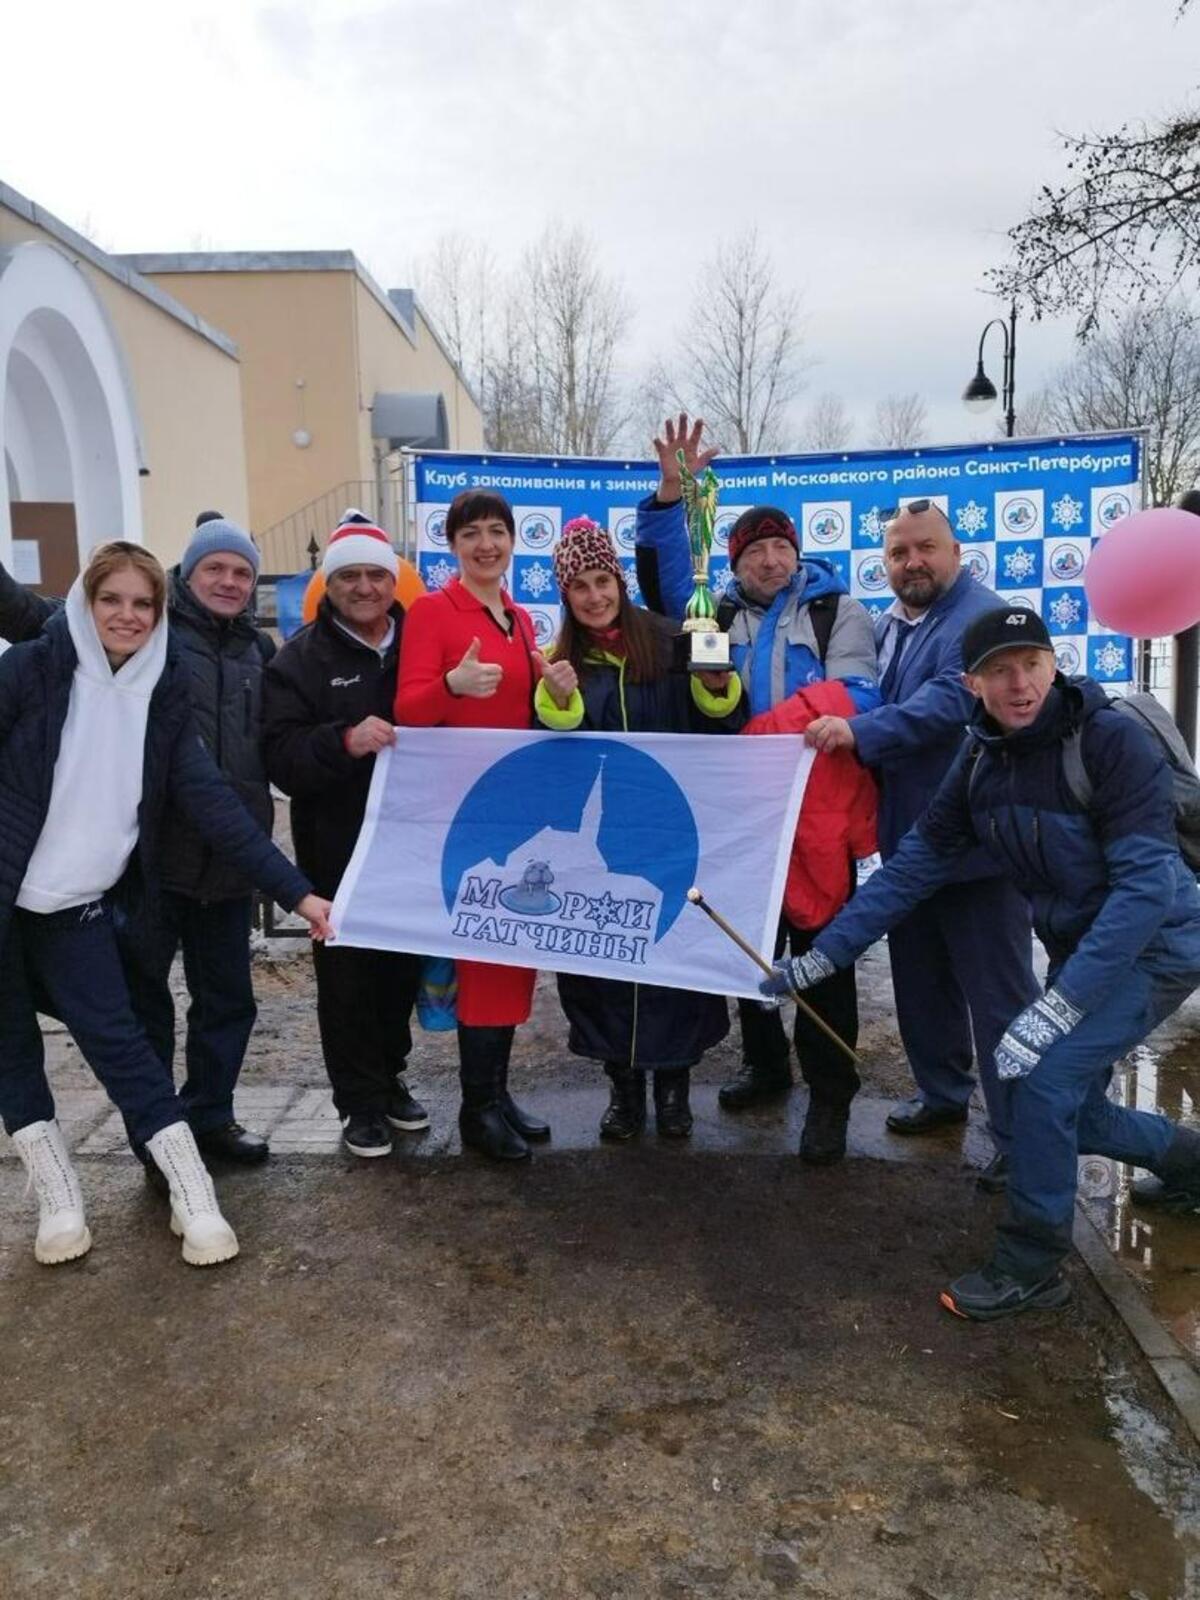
816, 676, 1200, 1015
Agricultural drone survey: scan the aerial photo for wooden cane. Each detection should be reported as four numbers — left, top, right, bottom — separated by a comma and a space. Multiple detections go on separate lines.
686, 887, 863, 1070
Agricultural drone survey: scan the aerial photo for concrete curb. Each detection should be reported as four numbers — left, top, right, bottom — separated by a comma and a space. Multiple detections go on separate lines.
1072, 1206, 1200, 1447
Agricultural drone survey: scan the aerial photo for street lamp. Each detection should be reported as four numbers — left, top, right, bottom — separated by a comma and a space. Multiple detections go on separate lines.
963, 302, 1017, 438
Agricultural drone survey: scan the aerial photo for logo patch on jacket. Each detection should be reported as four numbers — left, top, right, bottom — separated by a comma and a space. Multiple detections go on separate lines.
330, 675, 362, 688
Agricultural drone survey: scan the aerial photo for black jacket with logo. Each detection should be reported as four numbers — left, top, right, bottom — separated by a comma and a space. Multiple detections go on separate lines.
262, 600, 405, 898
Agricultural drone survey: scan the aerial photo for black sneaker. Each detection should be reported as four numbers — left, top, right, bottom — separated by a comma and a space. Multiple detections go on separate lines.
799, 1101, 849, 1165
939, 1262, 1071, 1322
975, 1153, 1009, 1194
717, 1063, 792, 1112
341, 1112, 393, 1158
384, 1079, 430, 1132
1129, 1127, 1200, 1213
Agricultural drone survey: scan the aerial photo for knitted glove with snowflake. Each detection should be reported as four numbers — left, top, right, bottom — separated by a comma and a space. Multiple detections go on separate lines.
756, 948, 837, 1009
994, 990, 1084, 1080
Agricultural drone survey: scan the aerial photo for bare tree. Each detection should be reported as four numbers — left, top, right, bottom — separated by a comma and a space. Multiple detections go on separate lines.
1001, 386, 1059, 439
1039, 300, 1200, 504
412, 231, 494, 399
990, 1, 1200, 333
665, 229, 806, 452
869, 392, 928, 449
799, 392, 853, 452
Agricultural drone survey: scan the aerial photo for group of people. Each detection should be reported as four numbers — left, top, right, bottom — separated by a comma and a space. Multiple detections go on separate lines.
1, 413, 1199, 1321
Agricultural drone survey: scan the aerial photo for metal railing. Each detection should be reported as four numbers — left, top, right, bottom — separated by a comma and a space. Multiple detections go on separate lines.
257, 479, 408, 575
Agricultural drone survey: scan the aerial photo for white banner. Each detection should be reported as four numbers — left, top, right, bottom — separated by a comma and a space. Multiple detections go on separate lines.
330, 728, 813, 999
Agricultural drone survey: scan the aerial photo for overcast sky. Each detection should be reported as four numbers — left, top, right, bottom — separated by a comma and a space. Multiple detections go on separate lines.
4, 0, 1197, 451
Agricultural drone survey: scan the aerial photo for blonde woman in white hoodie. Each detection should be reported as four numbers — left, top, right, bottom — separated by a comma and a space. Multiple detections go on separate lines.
0, 542, 332, 1267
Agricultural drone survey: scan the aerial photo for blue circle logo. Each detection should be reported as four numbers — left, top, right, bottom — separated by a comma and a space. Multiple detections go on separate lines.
1049, 542, 1084, 580
856, 554, 889, 592
962, 549, 991, 582
714, 513, 737, 552
425, 510, 449, 547
808, 508, 844, 546
528, 608, 556, 647
1098, 491, 1132, 528
612, 513, 636, 552
442, 739, 698, 942
1055, 641, 1081, 674
521, 513, 555, 549
1002, 497, 1038, 534
1008, 593, 1036, 611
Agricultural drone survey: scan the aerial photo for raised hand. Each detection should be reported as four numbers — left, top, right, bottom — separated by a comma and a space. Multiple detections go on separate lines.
446, 636, 503, 698
651, 414, 720, 504
344, 715, 397, 757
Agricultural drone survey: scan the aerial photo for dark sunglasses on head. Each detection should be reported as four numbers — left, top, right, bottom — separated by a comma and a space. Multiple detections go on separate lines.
878, 498, 933, 521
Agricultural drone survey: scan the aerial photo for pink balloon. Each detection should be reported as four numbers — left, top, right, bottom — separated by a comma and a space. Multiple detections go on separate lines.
1084, 506, 1200, 637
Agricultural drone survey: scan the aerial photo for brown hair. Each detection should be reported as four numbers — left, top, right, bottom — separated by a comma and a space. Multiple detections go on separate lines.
445, 490, 515, 543
553, 579, 668, 685
82, 541, 167, 622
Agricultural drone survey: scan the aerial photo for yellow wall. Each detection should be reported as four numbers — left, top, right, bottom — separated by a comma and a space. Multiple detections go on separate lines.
0, 213, 248, 566
351, 277, 485, 465
141, 270, 363, 540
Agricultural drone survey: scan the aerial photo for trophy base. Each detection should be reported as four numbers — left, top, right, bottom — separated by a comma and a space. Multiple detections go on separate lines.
686, 629, 732, 672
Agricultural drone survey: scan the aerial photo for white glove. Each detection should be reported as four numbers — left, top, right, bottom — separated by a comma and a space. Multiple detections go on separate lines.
994, 990, 1083, 1080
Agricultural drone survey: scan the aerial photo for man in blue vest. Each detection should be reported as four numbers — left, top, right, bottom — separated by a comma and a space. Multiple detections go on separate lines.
807, 501, 1037, 1189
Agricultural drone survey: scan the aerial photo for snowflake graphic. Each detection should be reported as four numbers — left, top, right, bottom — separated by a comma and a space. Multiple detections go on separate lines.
584, 891, 626, 931
710, 565, 736, 596
522, 561, 555, 599
623, 567, 643, 604
1048, 592, 1082, 631
1001, 545, 1037, 583
858, 508, 885, 544
1018, 1012, 1059, 1049
1094, 640, 1128, 677
1050, 493, 1084, 532
426, 558, 456, 591
955, 500, 988, 537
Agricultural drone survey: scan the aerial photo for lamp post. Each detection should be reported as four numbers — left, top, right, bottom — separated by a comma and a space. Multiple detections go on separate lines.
963, 302, 1017, 438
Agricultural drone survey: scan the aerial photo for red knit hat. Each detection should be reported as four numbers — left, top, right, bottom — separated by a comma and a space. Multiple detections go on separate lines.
727, 506, 799, 570
552, 517, 624, 591
322, 509, 399, 578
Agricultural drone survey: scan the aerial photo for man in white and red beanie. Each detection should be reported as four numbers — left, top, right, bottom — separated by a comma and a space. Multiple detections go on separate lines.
263, 509, 429, 1160
322, 510, 400, 581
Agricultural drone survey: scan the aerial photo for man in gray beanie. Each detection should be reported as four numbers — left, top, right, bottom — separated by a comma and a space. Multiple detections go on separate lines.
0, 514, 276, 1170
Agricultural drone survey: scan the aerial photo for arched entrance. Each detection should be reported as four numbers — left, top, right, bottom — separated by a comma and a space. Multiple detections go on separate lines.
0, 242, 144, 590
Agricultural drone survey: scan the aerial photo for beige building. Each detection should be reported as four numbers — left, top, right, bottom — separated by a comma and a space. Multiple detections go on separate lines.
0, 180, 248, 585
122, 252, 484, 572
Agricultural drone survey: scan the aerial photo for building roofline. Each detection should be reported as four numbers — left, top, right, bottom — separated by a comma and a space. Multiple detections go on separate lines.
0, 179, 239, 359
118, 249, 481, 408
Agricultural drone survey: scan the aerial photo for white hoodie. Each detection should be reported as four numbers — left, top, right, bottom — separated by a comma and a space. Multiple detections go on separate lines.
17, 576, 168, 914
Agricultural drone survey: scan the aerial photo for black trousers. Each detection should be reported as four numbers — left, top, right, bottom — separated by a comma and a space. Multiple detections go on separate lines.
311, 942, 422, 1116
737, 919, 860, 1108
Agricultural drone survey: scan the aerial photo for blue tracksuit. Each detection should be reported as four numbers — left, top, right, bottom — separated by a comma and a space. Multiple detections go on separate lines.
634, 496, 881, 715
849, 570, 1037, 1144
816, 676, 1200, 1276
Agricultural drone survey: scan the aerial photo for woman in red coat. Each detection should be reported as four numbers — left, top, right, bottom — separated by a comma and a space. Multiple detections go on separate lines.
395, 490, 549, 1161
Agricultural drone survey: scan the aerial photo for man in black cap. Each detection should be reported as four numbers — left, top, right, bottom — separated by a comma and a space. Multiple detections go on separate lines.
761, 603, 1200, 1320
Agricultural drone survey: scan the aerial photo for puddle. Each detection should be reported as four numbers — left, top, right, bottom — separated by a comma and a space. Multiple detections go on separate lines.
1103, 1365, 1200, 1599
1078, 1039, 1200, 1363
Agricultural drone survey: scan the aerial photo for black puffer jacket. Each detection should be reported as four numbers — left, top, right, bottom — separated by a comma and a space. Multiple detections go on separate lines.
262, 601, 405, 898
0, 614, 310, 958
0, 562, 275, 901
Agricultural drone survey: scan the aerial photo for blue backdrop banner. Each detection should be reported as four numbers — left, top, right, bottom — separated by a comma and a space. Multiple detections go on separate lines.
411, 432, 1142, 685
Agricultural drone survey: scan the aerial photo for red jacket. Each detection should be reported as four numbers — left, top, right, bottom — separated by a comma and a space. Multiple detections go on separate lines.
395, 578, 537, 729
743, 680, 877, 931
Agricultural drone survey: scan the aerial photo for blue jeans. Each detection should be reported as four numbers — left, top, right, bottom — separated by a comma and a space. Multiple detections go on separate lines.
0, 902, 185, 1147
887, 877, 1037, 1152
995, 964, 1188, 1280
121, 892, 256, 1135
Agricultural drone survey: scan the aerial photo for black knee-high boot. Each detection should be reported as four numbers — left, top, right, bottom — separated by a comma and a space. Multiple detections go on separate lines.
495, 1027, 551, 1141
457, 1025, 529, 1162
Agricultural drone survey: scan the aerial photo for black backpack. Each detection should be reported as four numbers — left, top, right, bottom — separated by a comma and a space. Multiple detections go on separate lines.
1061, 694, 1200, 873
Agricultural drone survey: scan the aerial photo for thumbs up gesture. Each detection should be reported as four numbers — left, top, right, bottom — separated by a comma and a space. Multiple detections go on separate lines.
446, 636, 503, 698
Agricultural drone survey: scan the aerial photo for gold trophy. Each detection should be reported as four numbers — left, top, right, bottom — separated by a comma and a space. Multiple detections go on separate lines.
678, 450, 731, 672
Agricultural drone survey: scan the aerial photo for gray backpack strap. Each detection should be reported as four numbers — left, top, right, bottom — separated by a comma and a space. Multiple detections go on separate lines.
1060, 725, 1093, 810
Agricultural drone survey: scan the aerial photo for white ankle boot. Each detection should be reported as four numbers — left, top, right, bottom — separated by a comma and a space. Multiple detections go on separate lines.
12, 1119, 91, 1265
146, 1121, 239, 1267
